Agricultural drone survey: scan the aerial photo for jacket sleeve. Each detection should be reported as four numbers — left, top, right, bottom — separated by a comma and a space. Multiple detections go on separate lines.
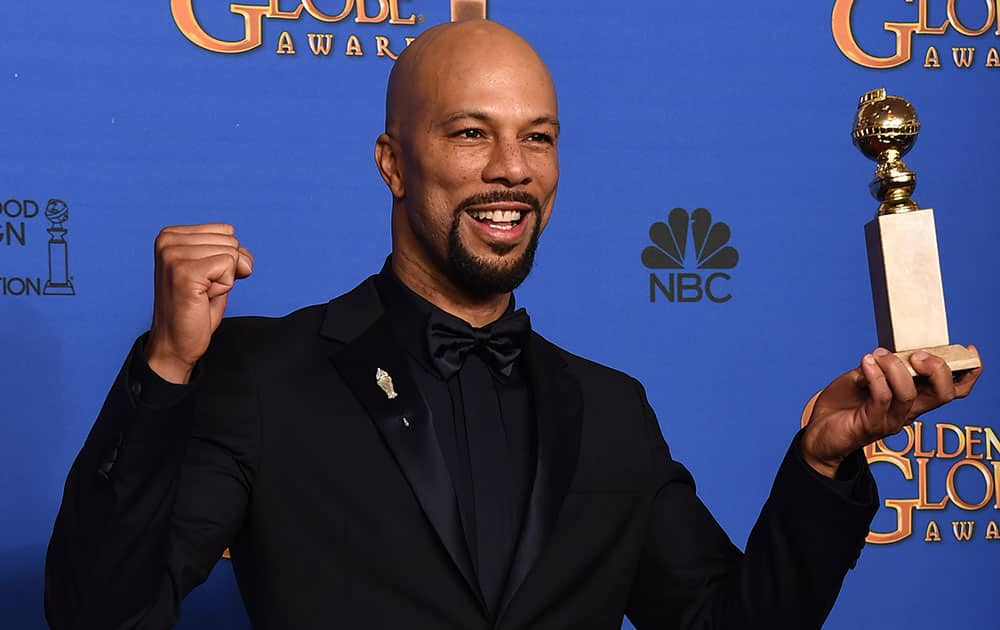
625, 380, 878, 630
45, 328, 258, 629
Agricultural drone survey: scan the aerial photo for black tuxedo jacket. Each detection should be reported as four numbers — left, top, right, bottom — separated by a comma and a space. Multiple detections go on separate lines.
46, 275, 877, 629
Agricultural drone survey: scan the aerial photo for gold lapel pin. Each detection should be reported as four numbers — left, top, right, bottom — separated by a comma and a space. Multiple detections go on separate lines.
375, 368, 398, 400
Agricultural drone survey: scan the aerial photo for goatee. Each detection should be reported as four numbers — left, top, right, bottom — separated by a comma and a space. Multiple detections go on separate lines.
446, 191, 542, 296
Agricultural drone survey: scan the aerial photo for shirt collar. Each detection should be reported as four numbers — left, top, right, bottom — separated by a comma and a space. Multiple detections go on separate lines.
373, 256, 518, 378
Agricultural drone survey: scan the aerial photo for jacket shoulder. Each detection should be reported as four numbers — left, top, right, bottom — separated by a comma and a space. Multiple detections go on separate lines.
211, 275, 380, 356
218, 302, 327, 341
532, 331, 644, 393
220, 302, 329, 335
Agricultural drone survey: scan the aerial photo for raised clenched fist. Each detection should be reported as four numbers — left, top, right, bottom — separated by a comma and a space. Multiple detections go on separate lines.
144, 224, 253, 384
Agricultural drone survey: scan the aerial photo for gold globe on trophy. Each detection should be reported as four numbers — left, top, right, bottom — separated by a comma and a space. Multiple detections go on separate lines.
852, 88, 980, 374
852, 89, 921, 215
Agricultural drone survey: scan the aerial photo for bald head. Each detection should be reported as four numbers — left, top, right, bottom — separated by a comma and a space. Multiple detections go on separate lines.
374, 20, 561, 315
385, 20, 556, 138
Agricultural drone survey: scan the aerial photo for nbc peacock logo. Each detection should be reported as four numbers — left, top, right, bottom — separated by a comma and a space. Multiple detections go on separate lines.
642, 207, 738, 303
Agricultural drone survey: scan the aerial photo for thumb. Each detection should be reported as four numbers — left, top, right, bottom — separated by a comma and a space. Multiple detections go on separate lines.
236, 246, 254, 279
198, 253, 237, 299
209, 291, 229, 331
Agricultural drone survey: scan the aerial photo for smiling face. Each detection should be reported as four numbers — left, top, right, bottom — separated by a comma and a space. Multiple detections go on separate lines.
377, 21, 560, 299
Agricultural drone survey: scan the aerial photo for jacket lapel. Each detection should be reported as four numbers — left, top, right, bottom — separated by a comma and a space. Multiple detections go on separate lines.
498, 333, 583, 619
323, 278, 481, 604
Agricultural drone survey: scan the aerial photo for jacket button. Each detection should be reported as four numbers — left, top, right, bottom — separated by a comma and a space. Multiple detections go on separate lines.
96, 458, 114, 481
96, 436, 122, 480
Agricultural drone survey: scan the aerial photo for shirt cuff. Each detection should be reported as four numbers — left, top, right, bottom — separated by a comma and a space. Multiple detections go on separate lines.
126, 335, 198, 410
791, 428, 875, 506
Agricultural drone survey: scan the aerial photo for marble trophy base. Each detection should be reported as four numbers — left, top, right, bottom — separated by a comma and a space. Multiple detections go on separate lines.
893, 344, 980, 377
865, 207, 981, 376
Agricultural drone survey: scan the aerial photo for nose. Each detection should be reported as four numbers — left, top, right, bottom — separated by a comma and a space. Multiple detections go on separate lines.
482, 137, 531, 187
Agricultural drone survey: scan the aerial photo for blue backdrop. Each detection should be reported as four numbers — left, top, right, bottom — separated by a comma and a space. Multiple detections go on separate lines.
2, 1, 998, 627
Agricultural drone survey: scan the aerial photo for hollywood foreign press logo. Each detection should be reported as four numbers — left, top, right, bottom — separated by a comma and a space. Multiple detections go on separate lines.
641, 207, 738, 303
0, 198, 76, 297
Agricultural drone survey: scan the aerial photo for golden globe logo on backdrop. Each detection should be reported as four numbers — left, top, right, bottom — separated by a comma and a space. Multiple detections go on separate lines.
171, 0, 487, 59
801, 412, 1000, 545
832, 0, 1000, 68
863, 421, 1000, 545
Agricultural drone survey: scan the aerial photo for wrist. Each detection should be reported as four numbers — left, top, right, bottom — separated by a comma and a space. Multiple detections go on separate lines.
801, 426, 846, 479
144, 337, 196, 384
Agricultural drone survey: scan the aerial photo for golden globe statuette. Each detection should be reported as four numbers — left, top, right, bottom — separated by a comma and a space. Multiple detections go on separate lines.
852, 88, 981, 375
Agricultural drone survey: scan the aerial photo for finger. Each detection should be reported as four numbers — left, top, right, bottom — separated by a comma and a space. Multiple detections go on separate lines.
160, 244, 241, 269
156, 232, 240, 250
861, 353, 892, 429
189, 253, 238, 299
206, 280, 234, 300
236, 246, 254, 278
874, 347, 918, 422
161, 223, 235, 235
849, 366, 868, 391
209, 291, 230, 330
954, 344, 983, 398
910, 350, 956, 409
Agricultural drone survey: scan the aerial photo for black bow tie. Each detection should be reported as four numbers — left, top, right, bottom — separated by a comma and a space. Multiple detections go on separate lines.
425, 308, 531, 379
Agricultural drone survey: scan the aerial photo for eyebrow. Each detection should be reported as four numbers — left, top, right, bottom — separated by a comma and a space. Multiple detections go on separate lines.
438, 111, 561, 133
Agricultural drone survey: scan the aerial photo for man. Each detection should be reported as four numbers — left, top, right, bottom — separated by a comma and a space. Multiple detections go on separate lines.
46, 19, 980, 629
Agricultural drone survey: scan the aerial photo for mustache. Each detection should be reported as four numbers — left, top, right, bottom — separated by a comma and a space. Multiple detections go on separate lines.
454, 190, 541, 215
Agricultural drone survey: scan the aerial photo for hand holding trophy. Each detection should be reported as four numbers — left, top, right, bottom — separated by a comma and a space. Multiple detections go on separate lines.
852, 88, 982, 375
797, 91, 983, 477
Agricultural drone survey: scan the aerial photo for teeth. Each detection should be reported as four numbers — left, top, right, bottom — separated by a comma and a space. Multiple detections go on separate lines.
469, 209, 522, 223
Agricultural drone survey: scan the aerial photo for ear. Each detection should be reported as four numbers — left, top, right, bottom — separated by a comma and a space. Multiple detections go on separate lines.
375, 133, 405, 199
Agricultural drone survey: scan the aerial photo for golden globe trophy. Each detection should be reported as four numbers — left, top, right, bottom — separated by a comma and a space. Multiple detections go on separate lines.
852, 88, 980, 375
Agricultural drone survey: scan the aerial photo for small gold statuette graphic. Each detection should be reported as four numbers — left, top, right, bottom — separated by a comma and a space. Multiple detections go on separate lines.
852, 88, 981, 375
43, 199, 75, 296
376, 368, 398, 400
451, 0, 486, 21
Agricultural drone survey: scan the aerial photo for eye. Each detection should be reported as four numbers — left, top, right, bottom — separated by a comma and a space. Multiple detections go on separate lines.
453, 128, 485, 139
526, 132, 555, 145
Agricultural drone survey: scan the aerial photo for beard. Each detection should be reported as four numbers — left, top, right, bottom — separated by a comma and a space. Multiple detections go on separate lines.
445, 190, 543, 296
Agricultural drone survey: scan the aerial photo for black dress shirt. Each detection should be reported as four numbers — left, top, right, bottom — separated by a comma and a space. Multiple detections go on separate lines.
374, 262, 537, 616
